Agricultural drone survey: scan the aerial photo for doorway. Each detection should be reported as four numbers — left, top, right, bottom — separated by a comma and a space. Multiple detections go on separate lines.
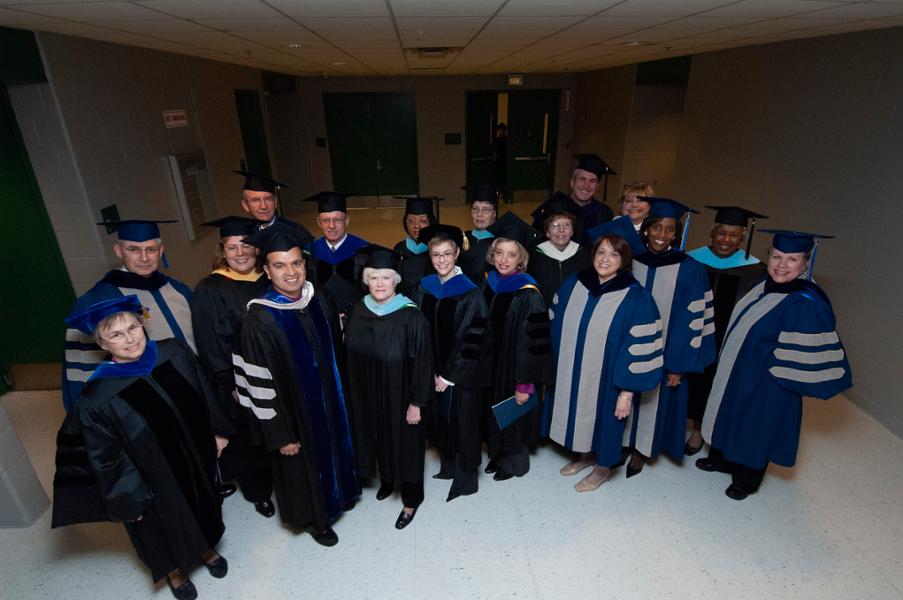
465, 89, 559, 202
234, 89, 272, 175
323, 92, 420, 201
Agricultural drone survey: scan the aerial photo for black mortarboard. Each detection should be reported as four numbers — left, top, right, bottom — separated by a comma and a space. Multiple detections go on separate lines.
202, 216, 257, 238
705, 205, 769, 227
96, 219, 177, 242
360, 244, 402, 271
394, 196, 437, 217
65, 294, 143, 336
417, 224, 464, 249
462, 183, 499, 206
759, 229, 834, 279
304, 191, 350, 213
574, 154, 616, 178
705, 205, 769, 258
489, 211, 537, 249
242, 222, 313, 256
531, 191, 575, 223
646, 197, 699, 250
233, 170, 289, 193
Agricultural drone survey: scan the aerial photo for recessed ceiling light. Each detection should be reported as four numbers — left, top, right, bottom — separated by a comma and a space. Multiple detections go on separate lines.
286, 43, 307, 48
620, 40, 652, 47
331, 61, 347, 66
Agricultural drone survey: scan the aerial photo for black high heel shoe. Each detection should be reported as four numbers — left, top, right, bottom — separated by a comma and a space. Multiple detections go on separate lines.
626, 455, 645, 479
684, 441, 704, 456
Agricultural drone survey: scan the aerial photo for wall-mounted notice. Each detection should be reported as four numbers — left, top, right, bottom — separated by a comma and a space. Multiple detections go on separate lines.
167, 151, 215, 241
162, 109, 189, 128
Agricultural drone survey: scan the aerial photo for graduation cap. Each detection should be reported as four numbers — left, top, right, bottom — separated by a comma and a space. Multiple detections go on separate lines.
360, 244, 402, 271
462, 183, 499, 206
304, 191, 351, 213
96, 219, 177, 242
243, 222, 313, 256
574, 153, 616, 204
233, 170, 289, 194
417, 224, 464, 249
586, 216, 647, 257
644, 197, 699, 251
531, 191, 574, 221
705, 205, 770, 259
202, 216, 257, 238
394, 195, 439, 221
65, 294, 143, 336
759, 229, 834, 280
488, 211, 537, 249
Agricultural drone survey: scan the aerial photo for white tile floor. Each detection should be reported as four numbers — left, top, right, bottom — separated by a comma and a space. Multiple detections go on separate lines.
2, 389, 902, 600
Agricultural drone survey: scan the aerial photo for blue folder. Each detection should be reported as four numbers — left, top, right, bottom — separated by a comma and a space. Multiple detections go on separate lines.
492, 393, 539, 430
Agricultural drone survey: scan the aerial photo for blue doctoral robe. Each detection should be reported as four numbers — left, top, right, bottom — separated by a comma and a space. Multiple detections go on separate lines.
543, 270, 664, 467
626, 250, 716, 459
62, 269, 194, 411
701, 278, 853, 470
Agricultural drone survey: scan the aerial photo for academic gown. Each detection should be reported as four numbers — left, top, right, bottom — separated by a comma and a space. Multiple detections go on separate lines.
62, 270, 195, 411
701, 277, 852, 470
344, 298, 433, 490
527, 240, 592, 307
481, 271, 552, 467
191, 271, 271, 492
684, 247, 766, 423
543, 271, 664, 467
307, 234, 368, 315
232, 284, 360, 530
626, 249, 716, 460
393, 238, 435, 297
411, 273, 490, 473
52, 339, 226, 583
459, 230, 494, 285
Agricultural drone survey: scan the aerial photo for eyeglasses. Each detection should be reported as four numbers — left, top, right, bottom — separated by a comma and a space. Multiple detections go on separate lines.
103, 322, 145, 345
549, 222, 573, 231
318, 217, 346, 225
470, 207, 495, 215
244, 196, 275, 207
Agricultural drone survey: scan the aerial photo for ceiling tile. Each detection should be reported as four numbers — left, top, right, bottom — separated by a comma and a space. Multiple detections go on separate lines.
803, 3, 903, 18
388, 0, 506, 17
296, 16, 394, 30
567, 15, 674, 31
265, 0, 389, 18
193, 18, 307, 32
600, 0, 739, 17
399, 30, 474, 44
499, 0, 620, 17
30, 21, 119, 35
134, 0, 282, 19
153, 30, 247, 42
8, 1, 165, 21
483, 16, 585, 32
236, 31, 320, 45
0, 6, 62, 24
318, 28, 399, 41
95, 19, 215, 34
700, 0, 850, 18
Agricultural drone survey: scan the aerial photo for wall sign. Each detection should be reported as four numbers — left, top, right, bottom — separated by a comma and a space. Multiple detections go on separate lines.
162, 109, 189, 128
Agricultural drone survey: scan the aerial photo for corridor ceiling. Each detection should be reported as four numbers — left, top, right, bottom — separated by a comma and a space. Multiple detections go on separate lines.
1, 0, 901, 76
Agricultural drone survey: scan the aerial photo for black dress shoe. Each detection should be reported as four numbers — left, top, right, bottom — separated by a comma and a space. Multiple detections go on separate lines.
484, 460, 499, 474
343, 500, 356, 512
493, 469, 513, 481
376, 484, 394, 501
684, 441, 704, 456
307, 525, 338, 546
395, 508, 417, 530
167, 577, 197, 600
218, 483, 237, 498
432, 472, 453, 480
696, 456, 730, 473
203, 555, 228, 578
254, 499, 275, 518
725, 483, 750, 501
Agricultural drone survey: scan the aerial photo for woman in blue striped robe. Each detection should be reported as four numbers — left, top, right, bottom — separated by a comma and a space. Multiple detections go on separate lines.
543, 234, 664, 492
697, 230, 852, 500
624, 198, 716, 476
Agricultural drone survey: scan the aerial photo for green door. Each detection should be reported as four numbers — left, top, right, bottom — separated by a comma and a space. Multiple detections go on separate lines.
465, 91, 498, 188
507, 90, 559, 195
323, 92, 419, 197
234, 89, 272, 175
0, 85, 75, 364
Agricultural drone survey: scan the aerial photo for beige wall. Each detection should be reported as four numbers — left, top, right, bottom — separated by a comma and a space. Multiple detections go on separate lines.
11, 33, 273, 291
672, 26, 903, 436
266, 73, 578, 210
620, 83, 686, 196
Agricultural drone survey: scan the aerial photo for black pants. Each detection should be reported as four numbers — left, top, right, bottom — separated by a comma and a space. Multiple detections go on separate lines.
235, 467, 273, 503
497, 445, 530, 477
440, 454, 479, 497
707, 447, 767, 493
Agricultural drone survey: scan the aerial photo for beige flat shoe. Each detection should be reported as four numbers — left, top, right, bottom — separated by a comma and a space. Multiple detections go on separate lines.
575, 470, 610, 492
560, 459, 594, 476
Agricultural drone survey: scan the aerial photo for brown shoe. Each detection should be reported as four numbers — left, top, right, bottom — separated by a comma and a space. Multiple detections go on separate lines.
560, 459, 594, 476
575, 468, 610, 492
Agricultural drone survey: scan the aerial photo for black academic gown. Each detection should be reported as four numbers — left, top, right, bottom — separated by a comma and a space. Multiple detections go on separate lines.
459, 231, 493, 285
686, 259, 766, 423
393, 240, 435, 297
191, 271, 272, 498
307, 236, 368, 315
411, 278, 490, 474
234, 288, 360, 531
527, 244, 592, 307
344, 300, 433, 491
482, 273, 552, 473
52, 339, 226, 583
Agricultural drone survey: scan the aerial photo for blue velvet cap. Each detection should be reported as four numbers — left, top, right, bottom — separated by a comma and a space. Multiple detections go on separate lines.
65, 294, 143, 335
644, 197, 700, 220
96, 219, 177, 242
759, 229, 834, 253
586, 216, 647, 256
